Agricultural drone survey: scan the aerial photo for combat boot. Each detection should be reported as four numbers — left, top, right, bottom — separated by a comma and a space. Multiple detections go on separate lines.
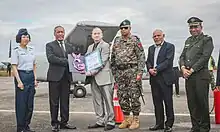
129, 116, 140, 130
118, 115, 132, 129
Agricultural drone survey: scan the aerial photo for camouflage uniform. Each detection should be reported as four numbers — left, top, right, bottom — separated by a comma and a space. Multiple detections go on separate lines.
208, 56, 216, 90
111, 35, 145, 116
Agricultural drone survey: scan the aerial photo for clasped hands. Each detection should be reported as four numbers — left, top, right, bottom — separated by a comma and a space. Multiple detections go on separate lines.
181, 67, 193, 79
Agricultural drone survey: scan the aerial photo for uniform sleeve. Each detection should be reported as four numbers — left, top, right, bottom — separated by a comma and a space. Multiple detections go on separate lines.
179, 40, 188, 68
11, 49, 18, 65
191, 36, 214, 72
134, 37, 146, 75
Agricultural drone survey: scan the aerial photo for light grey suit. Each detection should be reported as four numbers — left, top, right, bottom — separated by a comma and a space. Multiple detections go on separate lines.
86, 40, 115, 126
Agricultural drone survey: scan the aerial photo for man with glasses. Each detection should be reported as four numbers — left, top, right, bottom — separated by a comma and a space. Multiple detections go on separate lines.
110, 19, 146, 130
179, 17, 214, 132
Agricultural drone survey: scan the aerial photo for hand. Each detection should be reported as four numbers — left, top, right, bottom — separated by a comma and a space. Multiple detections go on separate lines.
182, 68, 191, 78
35, 80, 38, 87
215, 86, 220, 91
149, 68, 157, 76
136, 74, 142, 81
17, 82, 24, 90
85, 72, 92, 76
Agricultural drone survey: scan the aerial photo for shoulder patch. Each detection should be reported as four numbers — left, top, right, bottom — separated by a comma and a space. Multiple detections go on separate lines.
131, 35, 143, 48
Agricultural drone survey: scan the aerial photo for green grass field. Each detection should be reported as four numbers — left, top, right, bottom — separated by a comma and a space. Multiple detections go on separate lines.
0, 70, 10, 77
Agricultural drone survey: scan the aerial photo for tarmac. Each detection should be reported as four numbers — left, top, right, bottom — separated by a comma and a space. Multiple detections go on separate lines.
0, 77, 220, 132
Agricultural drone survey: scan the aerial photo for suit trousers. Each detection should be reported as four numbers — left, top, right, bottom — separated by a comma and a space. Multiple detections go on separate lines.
150, 75, 174, 127
49, 71, 70, 126
185, 73, 210, 132
173, 67, 180, 95
91, 77, 115, 126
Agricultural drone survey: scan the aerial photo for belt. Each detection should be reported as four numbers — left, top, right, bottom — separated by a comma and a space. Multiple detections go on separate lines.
116, 64, 138, 70
18, 70, 33, 74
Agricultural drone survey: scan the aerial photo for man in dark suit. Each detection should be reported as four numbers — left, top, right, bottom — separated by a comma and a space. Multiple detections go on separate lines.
46, 26, 76, 132
146, 29, 175, 132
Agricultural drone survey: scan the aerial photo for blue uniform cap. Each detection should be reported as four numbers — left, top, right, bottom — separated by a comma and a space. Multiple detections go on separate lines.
16, 28, 31, 43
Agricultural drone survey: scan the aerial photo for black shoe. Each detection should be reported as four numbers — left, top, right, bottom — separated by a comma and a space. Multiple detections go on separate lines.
164, 126, 172, 132
149, 124, 164, 131
52, 124, 59, 132
25, 126, 35, 132
60, 124, 76, 129
88, 123, 105, 129
104, 125, 115, 131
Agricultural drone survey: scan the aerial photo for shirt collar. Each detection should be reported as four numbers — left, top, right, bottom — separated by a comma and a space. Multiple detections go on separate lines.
57, 40, 64, 44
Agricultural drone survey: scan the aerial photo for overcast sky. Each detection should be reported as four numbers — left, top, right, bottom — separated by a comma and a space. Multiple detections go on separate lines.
0, 0, 220, 65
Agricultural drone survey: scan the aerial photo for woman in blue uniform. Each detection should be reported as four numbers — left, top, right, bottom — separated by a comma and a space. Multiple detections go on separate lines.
11, 28, 37, 132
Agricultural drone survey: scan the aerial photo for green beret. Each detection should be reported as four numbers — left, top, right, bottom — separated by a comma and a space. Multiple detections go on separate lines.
187, 17, 203, 26
119, 19, 131, 27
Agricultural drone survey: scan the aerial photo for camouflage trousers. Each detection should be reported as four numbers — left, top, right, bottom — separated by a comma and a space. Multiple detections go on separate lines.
115, 67, 141, 116
209, 70, 215, 90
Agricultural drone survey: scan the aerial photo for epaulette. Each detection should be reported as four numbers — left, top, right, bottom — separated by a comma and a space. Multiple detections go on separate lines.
204, 34, 211, 38
13, 47, 19, 50
203, 34, 212, 41
28, 46, 33, 49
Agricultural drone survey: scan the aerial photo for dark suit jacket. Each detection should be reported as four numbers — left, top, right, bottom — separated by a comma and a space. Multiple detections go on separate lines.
46, 40, 73, 82
146, 41, 175, 85
216, 52, 220, 86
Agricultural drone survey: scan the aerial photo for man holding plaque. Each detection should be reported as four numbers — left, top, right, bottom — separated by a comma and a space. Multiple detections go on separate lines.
110, 19, 146, 130
85, 27, 115, 131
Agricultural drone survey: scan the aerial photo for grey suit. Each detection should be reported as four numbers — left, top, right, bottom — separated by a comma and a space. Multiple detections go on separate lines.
86, 40, 115, 126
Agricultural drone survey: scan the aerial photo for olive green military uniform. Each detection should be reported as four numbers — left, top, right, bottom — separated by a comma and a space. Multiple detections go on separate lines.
179, 17, 214, 132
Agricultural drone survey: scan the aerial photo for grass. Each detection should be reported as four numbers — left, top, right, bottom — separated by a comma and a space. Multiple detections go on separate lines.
0, 70, 10, 77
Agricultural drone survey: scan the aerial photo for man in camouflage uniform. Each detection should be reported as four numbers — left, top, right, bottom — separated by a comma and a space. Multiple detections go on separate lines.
110, 19, 146, 130
208, 56, 216, 90
179, 17, 214, 132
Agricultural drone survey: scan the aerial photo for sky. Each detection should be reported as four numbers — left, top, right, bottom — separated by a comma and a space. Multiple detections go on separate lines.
0, 0, 220, 65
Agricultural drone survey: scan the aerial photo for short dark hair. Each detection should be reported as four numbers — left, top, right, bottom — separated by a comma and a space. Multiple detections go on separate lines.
16, 28, 31, 43
54, 25, 64, 33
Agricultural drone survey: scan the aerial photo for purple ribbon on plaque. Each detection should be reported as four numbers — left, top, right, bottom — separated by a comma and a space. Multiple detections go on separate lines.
71, 53, 85, 74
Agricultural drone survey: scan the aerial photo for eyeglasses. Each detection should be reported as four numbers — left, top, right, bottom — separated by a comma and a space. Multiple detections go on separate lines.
120, 27, 129, 30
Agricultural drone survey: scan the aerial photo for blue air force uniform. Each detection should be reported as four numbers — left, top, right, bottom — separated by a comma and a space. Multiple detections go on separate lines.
11, 28, 36, 132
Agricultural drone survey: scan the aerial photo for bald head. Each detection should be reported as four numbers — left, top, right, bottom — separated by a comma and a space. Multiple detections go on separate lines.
92, 27, 103, 43
153, 29, 165, 45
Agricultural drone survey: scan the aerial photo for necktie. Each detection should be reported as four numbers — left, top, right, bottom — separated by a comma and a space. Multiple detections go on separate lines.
59, 41, 66, 57
92, 42, 99, 51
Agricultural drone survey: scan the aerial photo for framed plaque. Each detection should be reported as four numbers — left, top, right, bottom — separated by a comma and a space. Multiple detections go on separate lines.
84, 48, 103, 72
